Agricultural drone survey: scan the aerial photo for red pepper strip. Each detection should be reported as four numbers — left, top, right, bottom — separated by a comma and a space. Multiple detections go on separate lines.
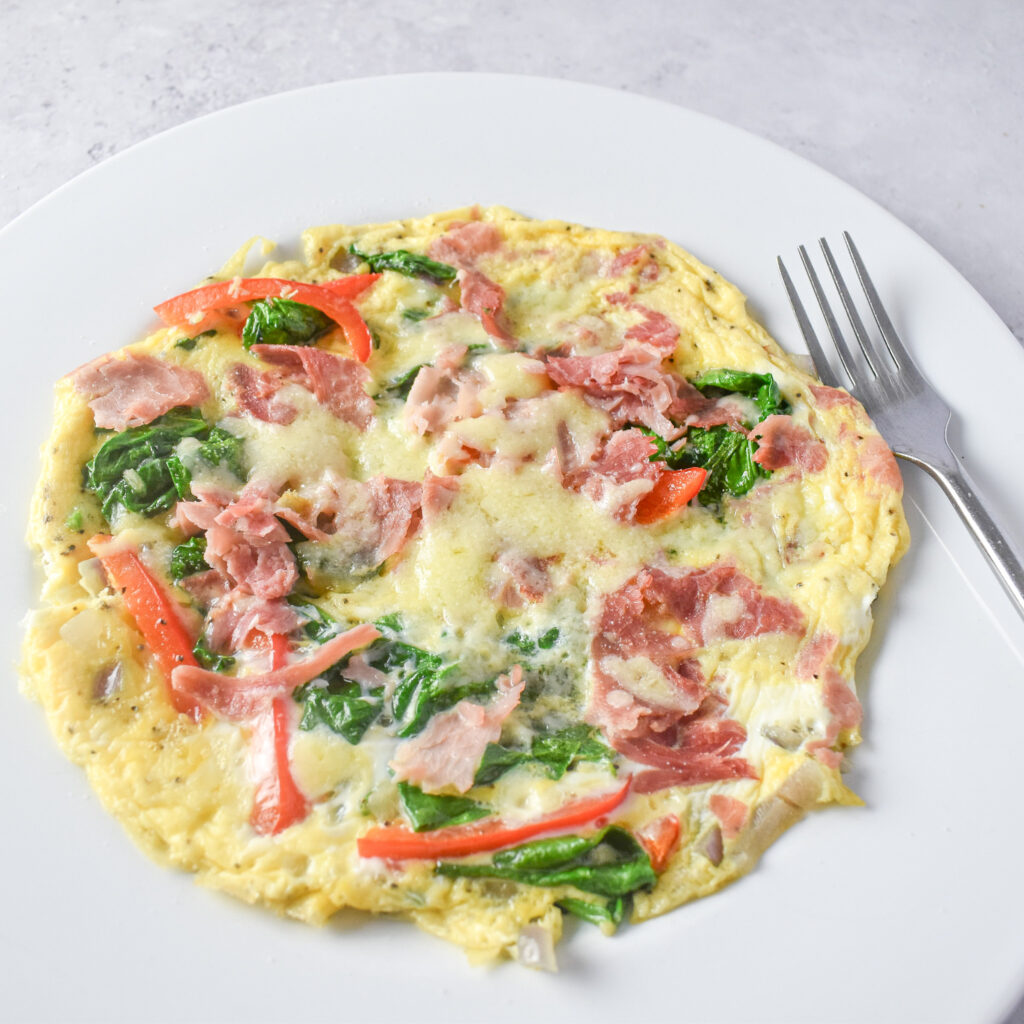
88, 535, 203, 721
153, 275, 381, 362
633, 467, 708, 525
357, 779, 632, 861
249, 632, 310, 836
636, 814, 681, 873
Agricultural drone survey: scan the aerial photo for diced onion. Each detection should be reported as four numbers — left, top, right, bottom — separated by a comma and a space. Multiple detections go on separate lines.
516, 924, 558, 973
92, 662, 124, 701
77, 557, 108, 597
59, 606, 109, 651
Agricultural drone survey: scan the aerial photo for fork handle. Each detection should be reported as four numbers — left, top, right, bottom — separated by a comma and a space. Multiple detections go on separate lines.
917, 458, 1024, 624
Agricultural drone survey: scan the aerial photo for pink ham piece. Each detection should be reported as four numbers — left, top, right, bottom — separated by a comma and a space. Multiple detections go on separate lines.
249, 345, 375, 429
546, 345, 708, 436
427, 220, 503, 267
606, 293, 680, 353
587, 565, 805, 791
204, 591, 302, 654
458, 268, 515, 346
422, 472, 459, 523
367, 476, 423, 562
181, 482, 298, 601
607, 244, 659, 281
750, 415, 827, 473
272, 471, 423, 567
228, 363, 296, 425
425, 220, 514, 345
709, 794, 749, 839
797, 632, 863, 768
563, 429, 663, 521
390, 666, 525, 793
857, 434, 904, 495
171, 623, 380, 721
71, 352, 209, 430
403, 361, 484, 436
491, 552, 553, 608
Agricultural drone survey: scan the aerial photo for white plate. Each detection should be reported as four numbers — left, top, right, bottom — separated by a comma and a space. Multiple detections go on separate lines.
3, 74, 1023, 1024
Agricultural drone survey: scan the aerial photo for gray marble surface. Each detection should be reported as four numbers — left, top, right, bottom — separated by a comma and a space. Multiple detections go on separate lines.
3, 1, 1022, 1021
4, 0, 1023, 346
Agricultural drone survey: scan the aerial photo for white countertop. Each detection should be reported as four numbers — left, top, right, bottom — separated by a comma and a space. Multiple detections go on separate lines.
3, 2, 1022, 1021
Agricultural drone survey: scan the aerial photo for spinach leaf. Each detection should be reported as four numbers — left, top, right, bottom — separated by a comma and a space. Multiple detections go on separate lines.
383, 364, 426, 400
350, 245, 457, 283
556, 894, 628, 929
175, 329, 216, 351
287, 607, 487, 739
84, 409, 207, 521
692, 368, 789, 421
241, 297, 333, 350
65, 508, 84, 532
503, 627, 559, 657
198, 426, 246, 479
635, 421, 767, 506
84, 411, 245, 523
375, 612, 404, 633
397, 782, 490, 832
288, 598, 343, 643
474, 723, 615, 785
683, 425, 767, 505
193, 639, 235, 672
384, 642, 493, 738
402, 308, 432, 323
296, 679, 384, 745
436, 826, 656, 898
170, 536, 209, 580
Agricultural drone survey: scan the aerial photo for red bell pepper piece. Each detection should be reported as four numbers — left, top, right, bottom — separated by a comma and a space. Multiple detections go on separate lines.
633, 467, 707, 524
357, 779, 632, 861
153, 275, 380, 362
88, 535, 202, 720
248, 633, 310, 836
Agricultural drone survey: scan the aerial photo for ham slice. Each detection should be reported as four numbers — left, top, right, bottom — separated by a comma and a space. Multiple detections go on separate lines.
171, 623, 380, 721
228, 363, 297, 424
798, 632, 863, 768
750, 415, 827, 473
491, 552, 553, 608
185, 482, 298, 601
249, 345, 375, 428
588, 566, 805, 789
422, 472, 459, 523
546, 345, 707, 436
390, 666, 525, 793
367, 477, 424, 562
427, 221, 502, 266
404, 362, 484, 436
563, 430, 662, 521
425, 221, 514, 345
709, 794, 749, 839
72, 352, 209, 430
606, 293, 680, 353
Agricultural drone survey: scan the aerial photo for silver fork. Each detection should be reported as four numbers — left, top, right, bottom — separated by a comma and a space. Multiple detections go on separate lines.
778, 233, 1024, 624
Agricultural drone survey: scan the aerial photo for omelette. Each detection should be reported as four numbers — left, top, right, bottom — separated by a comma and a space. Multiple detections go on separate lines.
22, 207, 908, 967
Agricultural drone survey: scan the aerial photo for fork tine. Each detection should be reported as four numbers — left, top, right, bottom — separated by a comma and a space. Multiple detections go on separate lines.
777, 256, 842, 388
843, 232, 924, 385
797, 244, 864, 384
818, 237, 882, 377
